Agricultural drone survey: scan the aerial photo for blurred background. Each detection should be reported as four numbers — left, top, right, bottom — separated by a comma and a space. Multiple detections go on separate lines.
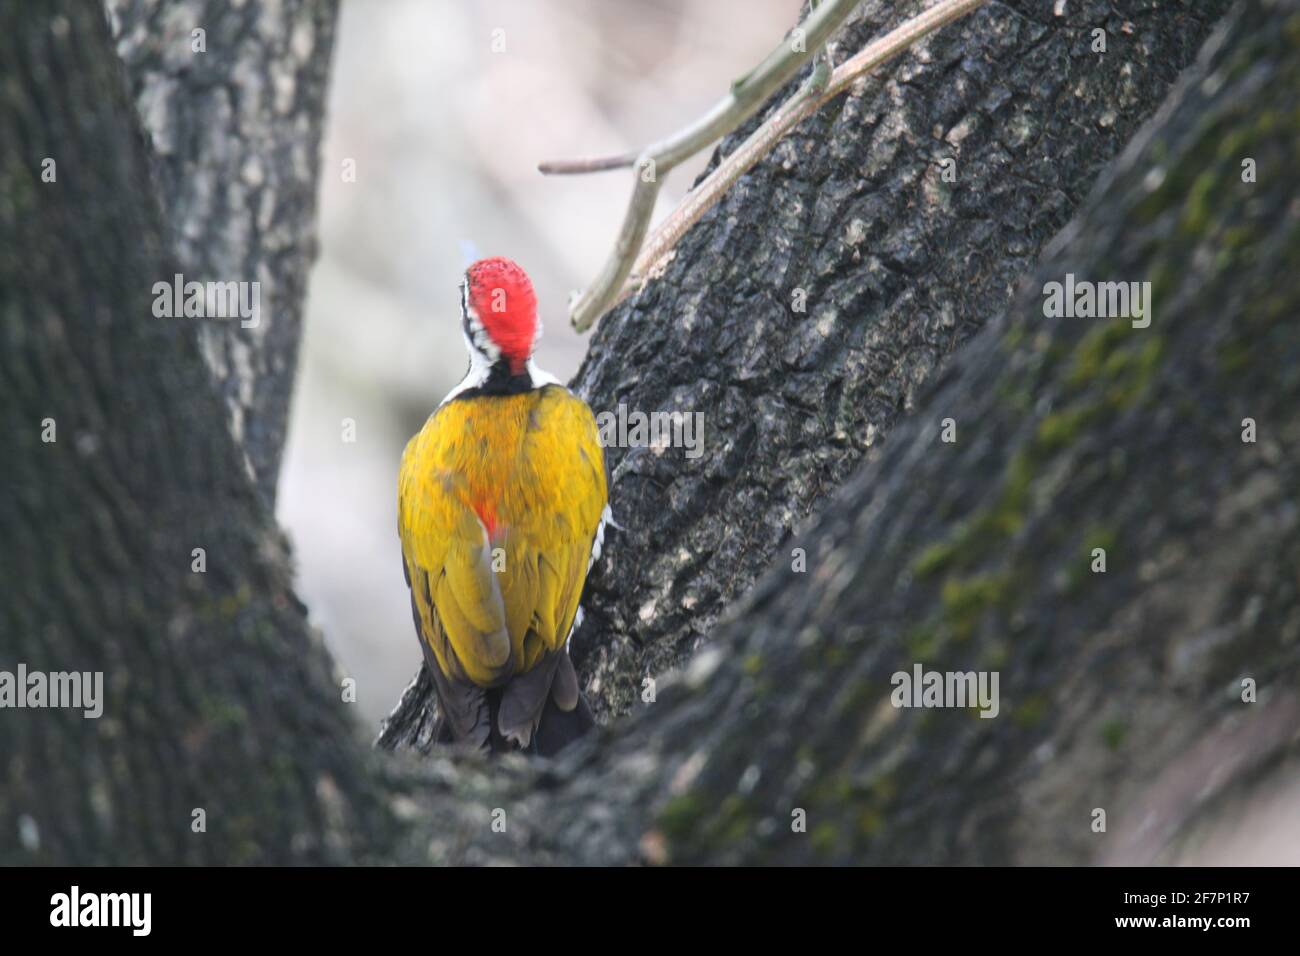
277, 0, 800, 725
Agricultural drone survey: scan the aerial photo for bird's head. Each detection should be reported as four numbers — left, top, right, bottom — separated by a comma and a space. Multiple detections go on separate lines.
460, 257, 538, 377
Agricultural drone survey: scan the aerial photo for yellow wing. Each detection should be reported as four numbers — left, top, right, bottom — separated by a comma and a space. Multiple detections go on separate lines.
398, 385, 607, 743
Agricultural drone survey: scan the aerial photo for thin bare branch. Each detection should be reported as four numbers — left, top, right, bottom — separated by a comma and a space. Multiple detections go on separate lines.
553, 0, 863, 332
623, 61, 831, 305
821, 0, 988, 102
624, 0, 989, 307
550, 0, 990, 331
537, 152, 638, 175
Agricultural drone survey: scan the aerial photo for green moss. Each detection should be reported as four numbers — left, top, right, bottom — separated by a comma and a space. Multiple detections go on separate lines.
983, 639, 1011, 670
1181, 169, 1220, 235
1105, 336, 1165, 408
913, 540, 960, 578
941, 573, 1013, 640
816, 774, 854, 804
870, 775, 897, 803
1068, 321, 1131, 388
914, 316, 1166, 665
857, 807, 884, 837
997, 377, 1034, 413
1083, 526, 1117, 555
200, 696, 249, 733
714, 795, 755, 846
741, 653, 764, 676
811, 822, 839, 854
1036, 405, 1096, 452
660, 791, 761, 856
916, 709, 936, 735
994, 451, 1034, 533
1154, 250, 1181, 291
913, 452, 1034, 579
1216, 127, 1253, 161
1220, 225, 1254, 251
658, 793, 706, 841
1063, 524, 1117, 594
1012, 694, 1049, 728
218, 583, 254, 619
905, 623, 943, 660
1101, 719, 1128, 751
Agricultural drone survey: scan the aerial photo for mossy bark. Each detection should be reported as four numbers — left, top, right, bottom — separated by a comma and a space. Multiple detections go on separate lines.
0, 0, 391, 865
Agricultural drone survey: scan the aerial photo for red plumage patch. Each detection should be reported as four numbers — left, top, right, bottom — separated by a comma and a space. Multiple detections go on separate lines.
466, 257, 537, 375
472, 498, 503, 541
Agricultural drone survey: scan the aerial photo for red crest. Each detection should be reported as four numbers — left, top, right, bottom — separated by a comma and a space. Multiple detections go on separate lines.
465, 257, 538, 375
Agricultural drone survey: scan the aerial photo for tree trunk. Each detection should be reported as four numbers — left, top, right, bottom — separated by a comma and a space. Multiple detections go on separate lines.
3, 0, 1295, 867
379, 0, 1232, 747
104, 0, 339, 507
1, 0, 391, 865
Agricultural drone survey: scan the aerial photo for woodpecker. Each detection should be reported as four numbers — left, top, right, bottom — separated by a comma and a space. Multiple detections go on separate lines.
397, 257, 608, 755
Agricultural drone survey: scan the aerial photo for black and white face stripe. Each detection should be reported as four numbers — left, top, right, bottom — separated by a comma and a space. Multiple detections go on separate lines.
439, 275, 562, 406
460, 277, 502, 365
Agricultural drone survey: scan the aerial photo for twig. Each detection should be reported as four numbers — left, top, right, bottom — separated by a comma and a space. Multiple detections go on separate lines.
540, 0, 863, 331
624, 0, 989, 306
821, 0, 989, 102
546, 0, 991, 331
538, 151, 639, 175
624, 59, 833, 304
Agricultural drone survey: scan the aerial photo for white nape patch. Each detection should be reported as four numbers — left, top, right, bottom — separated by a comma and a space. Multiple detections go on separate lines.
526, 358, 562, 388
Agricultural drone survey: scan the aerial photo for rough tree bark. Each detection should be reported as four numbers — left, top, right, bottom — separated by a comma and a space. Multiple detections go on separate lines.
1, 0, 391, 865
379, 0, 1231, 747
3, 0, 1295, 867
104, 0, 339, 507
